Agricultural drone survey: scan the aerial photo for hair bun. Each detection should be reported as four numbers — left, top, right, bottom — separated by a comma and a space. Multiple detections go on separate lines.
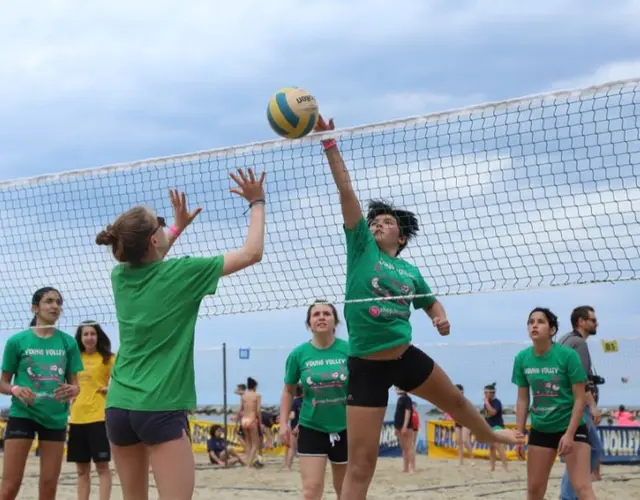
95, 227, 116, 246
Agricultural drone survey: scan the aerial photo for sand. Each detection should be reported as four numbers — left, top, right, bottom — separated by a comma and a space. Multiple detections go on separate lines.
8, 454, 640, 499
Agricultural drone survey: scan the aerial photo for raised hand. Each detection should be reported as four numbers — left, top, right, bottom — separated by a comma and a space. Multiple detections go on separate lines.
169, 189, 203, 233
314, 115, 335, 133
229, 168, 266, 203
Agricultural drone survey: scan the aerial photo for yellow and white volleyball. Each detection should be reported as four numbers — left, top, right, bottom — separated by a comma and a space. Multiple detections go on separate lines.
266, 87, 319, 139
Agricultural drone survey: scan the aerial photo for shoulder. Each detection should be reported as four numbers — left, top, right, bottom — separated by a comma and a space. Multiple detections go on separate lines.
334, 338, 350, 353
515, 346, 532, 360
557, 332, 582, 348
554, 343, 580, 360
7, 329, 30, 343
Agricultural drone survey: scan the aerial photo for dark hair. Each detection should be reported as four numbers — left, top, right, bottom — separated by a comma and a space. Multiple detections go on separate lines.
619, 405, 626, 412
305, 300, 340, 329
236, 383, 246, 391
30, 287, 63, 327
366, 200, 419, 255
455, 384, 464, 392
96, 206, 158, 265
75, 321, 114, 365
528, 307, 559, 337
209, 424, 222, 437
570, 306, 595, 329
484, 382, 496, 391
247, 377, 258, 390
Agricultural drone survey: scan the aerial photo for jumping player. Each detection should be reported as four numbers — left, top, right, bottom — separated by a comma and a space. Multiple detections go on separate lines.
95, 169, 266, 500
314, 116, 525, 499
512, 307, 595, 499
0, 287, 84, 500
68, 320, 116, 500
280, 300, 349, 500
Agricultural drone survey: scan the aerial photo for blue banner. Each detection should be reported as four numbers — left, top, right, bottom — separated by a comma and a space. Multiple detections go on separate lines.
598, 425, 640, 464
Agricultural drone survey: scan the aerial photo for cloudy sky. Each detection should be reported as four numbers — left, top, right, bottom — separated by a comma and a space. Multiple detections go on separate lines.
0, 0, 639, 407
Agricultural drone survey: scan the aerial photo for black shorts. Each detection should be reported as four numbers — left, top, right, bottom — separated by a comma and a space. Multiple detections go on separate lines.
528, 425, 590, 450
347, 345, 435, 408
67, 421, 111, 463
4, 417, 67, 442
297, 425, 348, 464
105, 408, 190, 447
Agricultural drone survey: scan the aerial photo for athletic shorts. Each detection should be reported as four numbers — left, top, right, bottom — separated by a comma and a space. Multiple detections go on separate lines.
67, 421, 111, 463
4, 417, 67, 442
528, 425, 590, 450
105, 408, 191, 447
347, 345, 435, 408
297, 425, 348, 464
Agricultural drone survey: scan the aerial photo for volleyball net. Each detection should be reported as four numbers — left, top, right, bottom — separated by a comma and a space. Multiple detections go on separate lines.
0, 78, 639, 330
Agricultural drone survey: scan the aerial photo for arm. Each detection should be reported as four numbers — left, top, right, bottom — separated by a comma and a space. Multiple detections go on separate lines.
221, 201, 265, 276
566, 382, 587, 436
402, 406, 412, 431
484, 399, 498, 417
317, 117, 363, 229
423, 300, 450, 336
280, 384, 296, 429
222, 169, 266, 276
515, 387, 530, 434
0, 371, 13, 395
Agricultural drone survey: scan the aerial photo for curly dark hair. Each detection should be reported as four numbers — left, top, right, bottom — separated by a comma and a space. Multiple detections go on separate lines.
366, 200, 419, 255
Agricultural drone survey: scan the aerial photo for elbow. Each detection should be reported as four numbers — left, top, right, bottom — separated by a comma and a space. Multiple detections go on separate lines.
251, 248, 264, 264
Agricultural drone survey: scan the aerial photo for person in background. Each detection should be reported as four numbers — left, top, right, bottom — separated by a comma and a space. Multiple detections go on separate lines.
513, 307, 595, 500
284, 384, 303, 471
0, 287, 83, 500
240, 377, 262, 467
279, 300, 349, 500
454, 384, 474, 467
233, 384, 247, 450
482, 383, 508, 472
411, 401, 420, 466
614, 405, 638, 427
394, 389, 415, 473
207, 425, 244, 466
557, 305, 604, 492
68, 321, 116, 500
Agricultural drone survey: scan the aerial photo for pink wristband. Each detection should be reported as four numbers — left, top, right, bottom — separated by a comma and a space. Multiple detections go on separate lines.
322, 138, 337, 151
10, 385, 19, 396
169, 225, 181, 237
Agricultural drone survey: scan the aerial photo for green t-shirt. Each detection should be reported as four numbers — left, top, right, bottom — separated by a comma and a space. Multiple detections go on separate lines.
511, 343, 587, 433
1, 329, 84, 429
343, 217, 436, 357
107, 255, 224, 411
284, 338, 349, 434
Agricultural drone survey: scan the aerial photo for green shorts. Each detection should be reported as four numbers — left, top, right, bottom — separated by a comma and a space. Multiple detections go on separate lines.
491, 425, 504, 431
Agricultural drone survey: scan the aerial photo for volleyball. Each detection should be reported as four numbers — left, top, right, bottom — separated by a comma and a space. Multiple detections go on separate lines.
267, 87, 319, 139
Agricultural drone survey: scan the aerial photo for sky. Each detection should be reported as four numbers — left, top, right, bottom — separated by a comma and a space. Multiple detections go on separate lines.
0, 0, 639, 407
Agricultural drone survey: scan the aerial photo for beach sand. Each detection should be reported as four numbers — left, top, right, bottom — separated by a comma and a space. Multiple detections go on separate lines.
8, 454, 640, 499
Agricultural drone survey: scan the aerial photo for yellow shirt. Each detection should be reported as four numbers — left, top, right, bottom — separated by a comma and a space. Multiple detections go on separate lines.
70, 352, 115, 424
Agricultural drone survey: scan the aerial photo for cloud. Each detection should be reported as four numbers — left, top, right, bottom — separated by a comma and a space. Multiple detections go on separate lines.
550, 60, 640, 92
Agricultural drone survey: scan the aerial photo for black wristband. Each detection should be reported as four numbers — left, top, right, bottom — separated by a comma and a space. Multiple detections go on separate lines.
249, 199, 266, 208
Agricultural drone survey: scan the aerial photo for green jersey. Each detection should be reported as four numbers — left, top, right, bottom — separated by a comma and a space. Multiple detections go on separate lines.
511, 343, 587, 433
107, 255, 224, 411
284, 338, 349, 434
1, 329, 83, 429
344, 217, 436, 357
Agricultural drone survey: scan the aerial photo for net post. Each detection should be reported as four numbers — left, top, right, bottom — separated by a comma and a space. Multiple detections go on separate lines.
222, 342, 228, 468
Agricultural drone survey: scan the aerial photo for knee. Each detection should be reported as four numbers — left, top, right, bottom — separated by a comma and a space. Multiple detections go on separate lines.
527, 483, 547, 499
96, 463, 111, 477
39, 476, 59, 497
302, 481, 324, 500
347, 453, 377, 483
77, 464, 91, 478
